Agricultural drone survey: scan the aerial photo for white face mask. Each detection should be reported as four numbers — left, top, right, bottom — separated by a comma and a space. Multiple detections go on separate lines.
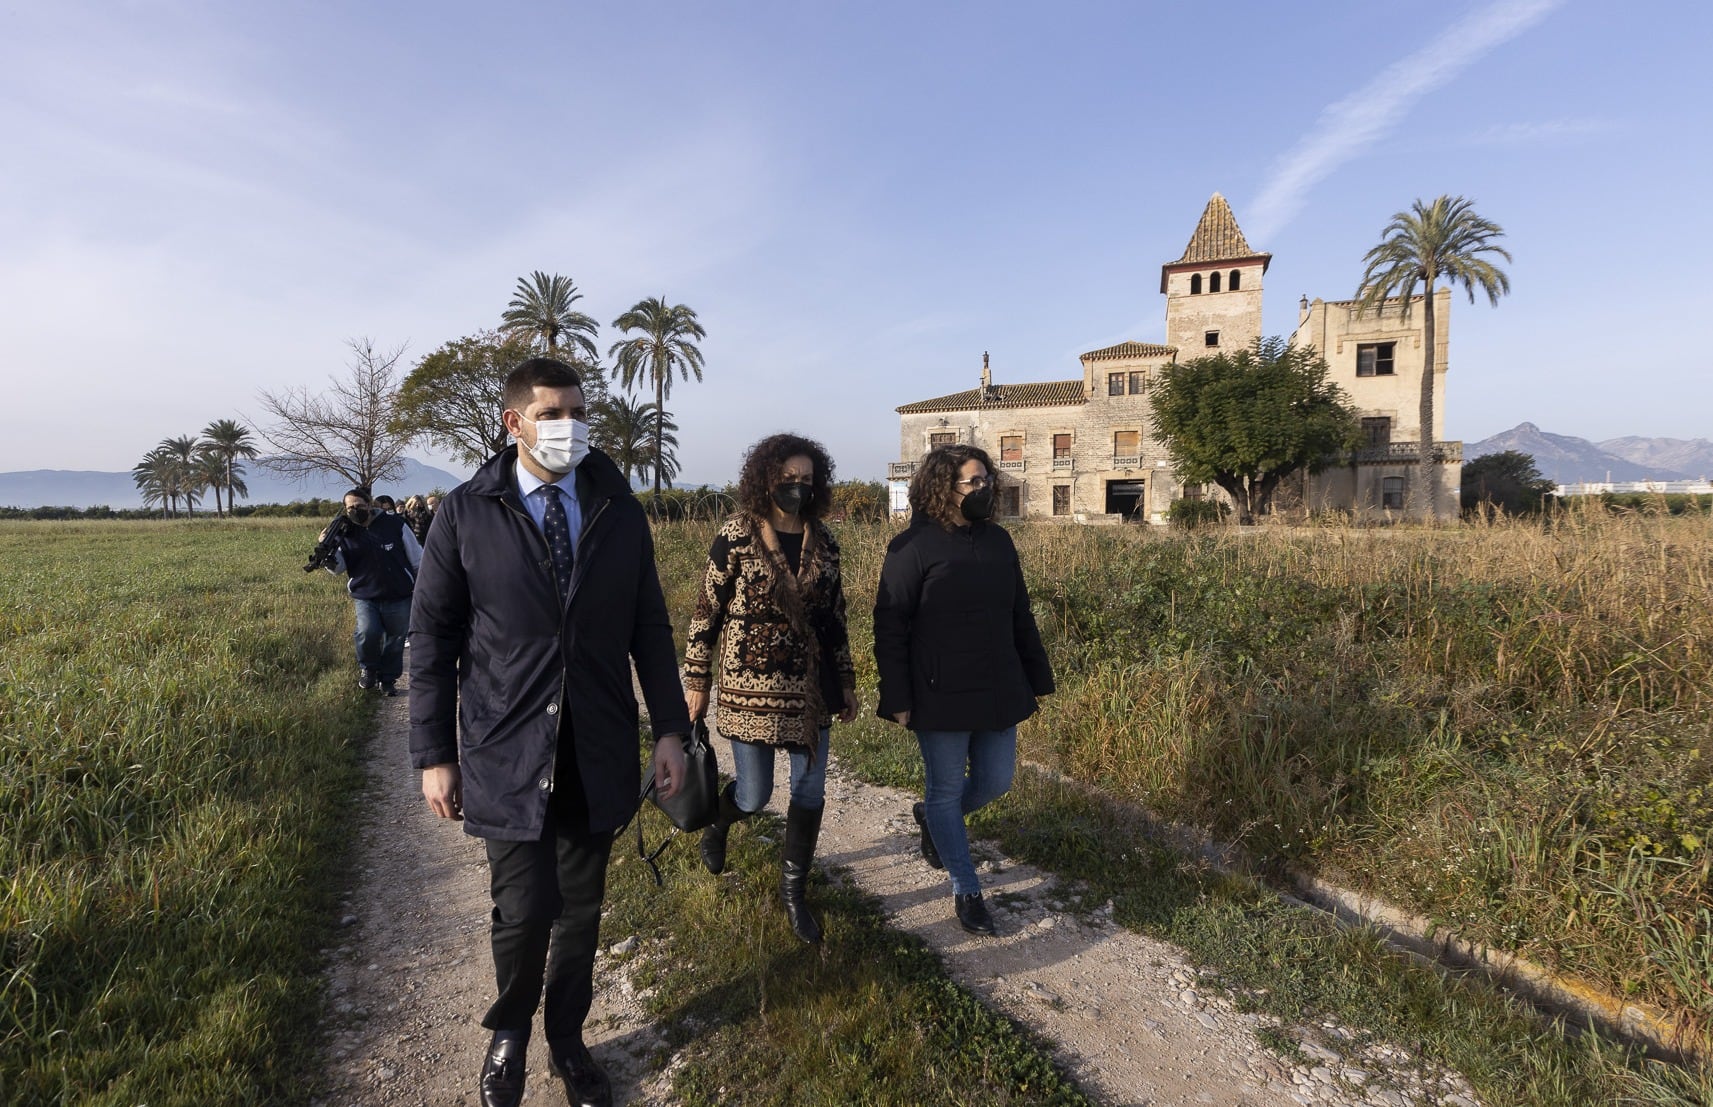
519, 416, 589, 475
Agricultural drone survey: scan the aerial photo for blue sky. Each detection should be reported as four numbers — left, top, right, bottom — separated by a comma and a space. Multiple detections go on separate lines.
2, 0, 1708, 485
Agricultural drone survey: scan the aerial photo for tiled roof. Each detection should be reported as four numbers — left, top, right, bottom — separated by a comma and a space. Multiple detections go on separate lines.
897, 380, 1086, 414
1172, 193, 1262, 264
1080, 340, 1175, 361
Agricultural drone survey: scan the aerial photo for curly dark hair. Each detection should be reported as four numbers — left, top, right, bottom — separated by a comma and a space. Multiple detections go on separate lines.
908, 443, 994, 529
736, 433, 835, 519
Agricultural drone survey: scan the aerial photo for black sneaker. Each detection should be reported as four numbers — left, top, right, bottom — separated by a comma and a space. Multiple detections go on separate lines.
955, 892, 996, 935
382, 681, 398, 697
357, 670, 377, 691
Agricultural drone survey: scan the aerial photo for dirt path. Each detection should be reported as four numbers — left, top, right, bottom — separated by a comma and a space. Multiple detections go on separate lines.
316, 683, 1481, 1107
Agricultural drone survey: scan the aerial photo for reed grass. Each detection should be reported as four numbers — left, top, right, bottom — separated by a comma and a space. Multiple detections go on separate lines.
0, 520, 371, 1106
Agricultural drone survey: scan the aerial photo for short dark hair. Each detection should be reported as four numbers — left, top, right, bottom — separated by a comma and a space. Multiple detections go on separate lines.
344, 486, 371, 502
736, 433, 835, 519
908, 444, 994, 529
502, 357, 583, 412
374, 495, 396, 509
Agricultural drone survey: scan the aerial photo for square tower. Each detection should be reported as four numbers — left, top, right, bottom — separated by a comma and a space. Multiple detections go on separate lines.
1161, 193, 1269, 356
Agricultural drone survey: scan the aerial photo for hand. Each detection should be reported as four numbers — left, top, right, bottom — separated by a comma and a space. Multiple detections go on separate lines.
422, 763, 462, 820
839, 688, 858, 723
685, 688, 708, 721
653, 734, 688, 801
317, 528, 329, 542
892, 710, 911, 726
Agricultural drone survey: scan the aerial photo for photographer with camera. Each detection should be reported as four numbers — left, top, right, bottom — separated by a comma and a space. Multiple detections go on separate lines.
318, 487, 421, 696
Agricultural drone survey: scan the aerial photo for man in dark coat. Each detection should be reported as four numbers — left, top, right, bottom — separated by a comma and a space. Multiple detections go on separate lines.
409, 356, 689, 1107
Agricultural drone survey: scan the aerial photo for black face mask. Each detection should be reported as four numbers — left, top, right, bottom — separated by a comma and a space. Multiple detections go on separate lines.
347, 506, 374, 526
772, 482, 812, 516
960, 486, 995, 522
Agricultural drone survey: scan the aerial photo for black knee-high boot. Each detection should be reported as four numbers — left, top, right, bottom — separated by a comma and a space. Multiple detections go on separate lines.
699, 782, 753, 875
780, 802, 824, 944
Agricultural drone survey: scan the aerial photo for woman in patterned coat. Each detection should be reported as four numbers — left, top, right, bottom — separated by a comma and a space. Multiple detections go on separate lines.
682, 433, 858, 943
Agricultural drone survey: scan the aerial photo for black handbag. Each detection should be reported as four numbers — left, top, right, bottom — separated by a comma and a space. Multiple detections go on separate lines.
634, 719, 720, 884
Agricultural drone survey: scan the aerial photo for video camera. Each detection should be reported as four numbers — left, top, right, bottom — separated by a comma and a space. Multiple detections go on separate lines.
303, 510, 356, 573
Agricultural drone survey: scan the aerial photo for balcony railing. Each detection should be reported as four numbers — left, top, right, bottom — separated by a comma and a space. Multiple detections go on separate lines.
888, 461, 917, 479
1351, 441, 1464, 464
1051, 457, 1074, 471
998, 459, 1026, 472
1111, 455, 1141, 469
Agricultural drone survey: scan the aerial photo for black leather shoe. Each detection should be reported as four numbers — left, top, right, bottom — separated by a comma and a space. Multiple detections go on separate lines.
357, 669, 377, 691
478, 1030, 528, 1107
954, 892, 996, 936
550, 1040, 613, 1107
912, 802, 944, 869
382, 681, 398, 697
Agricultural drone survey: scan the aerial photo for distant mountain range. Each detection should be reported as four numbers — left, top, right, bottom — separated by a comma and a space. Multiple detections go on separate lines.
0, 457, 467, 510
1466, 424, 1713, 485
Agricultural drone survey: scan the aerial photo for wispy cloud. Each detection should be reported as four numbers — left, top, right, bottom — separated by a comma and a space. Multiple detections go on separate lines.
1247, 0, 1564, 242
1469, 117, 1612, 145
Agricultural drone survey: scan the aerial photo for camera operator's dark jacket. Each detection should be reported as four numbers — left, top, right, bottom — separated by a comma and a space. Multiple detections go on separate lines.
872, 514, 1054, 732
408, 445, 691, 840
334, 513, 417, 601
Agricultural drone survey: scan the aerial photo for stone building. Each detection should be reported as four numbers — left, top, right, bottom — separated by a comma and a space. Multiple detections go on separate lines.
889, 194, 1463, 522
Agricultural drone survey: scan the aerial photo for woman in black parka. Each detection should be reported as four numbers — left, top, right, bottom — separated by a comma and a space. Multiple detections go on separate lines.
873, 443, 1055, 935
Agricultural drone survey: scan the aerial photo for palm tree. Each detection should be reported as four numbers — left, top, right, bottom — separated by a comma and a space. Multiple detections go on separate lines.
194, 447, 229, 516
590, 391, 679, 487
132, 450, 173, 517
201, 418, 259, 513
609, 297, 705, 496
500, 271, 600, 365
159, 436, 203, 516
1356, 195, 1511, 520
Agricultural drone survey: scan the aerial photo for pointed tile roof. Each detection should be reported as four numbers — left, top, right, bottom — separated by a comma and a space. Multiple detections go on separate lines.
1160, 193, 1271, 291
896, 380, 1086, 414
1172, 193, 1257, 264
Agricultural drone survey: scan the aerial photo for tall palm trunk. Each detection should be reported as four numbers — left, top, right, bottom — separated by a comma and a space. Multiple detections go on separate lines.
1417, 280, 1438, 521
653, 364, 666, 497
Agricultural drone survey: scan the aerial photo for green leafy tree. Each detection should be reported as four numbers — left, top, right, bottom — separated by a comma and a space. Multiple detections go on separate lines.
830, 480, 889, 521
394, 331, 538, 467
589, 390, 677, 487
500, 271, 600, 365
199, 418, 259, 513
1462, 450, 1555, 516
1149, 337, 1360, 524
1356, 195, 1512, 520
609, 297, 706, 497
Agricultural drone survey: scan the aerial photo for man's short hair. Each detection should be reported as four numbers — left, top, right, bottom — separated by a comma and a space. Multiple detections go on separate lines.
345, 486, 371, 502
503, 357, 583, 412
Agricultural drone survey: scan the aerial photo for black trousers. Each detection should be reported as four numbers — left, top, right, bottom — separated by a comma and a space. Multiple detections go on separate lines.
481, 755, 615, 1047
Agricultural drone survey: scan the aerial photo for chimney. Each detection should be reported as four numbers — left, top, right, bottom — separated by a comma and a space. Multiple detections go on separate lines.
1299, 294, 1309, 325
980, 351, 991, 391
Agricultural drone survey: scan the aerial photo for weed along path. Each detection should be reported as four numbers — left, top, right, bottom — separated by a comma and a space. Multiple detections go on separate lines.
319, 684, 1480, 1106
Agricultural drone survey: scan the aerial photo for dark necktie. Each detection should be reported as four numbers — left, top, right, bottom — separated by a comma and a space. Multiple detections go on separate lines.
540, 486, 574, 605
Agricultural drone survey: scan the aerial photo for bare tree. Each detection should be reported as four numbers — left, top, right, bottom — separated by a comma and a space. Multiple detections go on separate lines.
255, 338, 413, 490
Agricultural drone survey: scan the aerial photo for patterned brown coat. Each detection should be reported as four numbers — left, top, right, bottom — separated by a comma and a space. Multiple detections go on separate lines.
682, 513, 856, 748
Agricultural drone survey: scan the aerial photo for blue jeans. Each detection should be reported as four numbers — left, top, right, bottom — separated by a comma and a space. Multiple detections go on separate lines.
353, 597, 411, 682
914, 727, 1017, 896
730, 728, 830, 813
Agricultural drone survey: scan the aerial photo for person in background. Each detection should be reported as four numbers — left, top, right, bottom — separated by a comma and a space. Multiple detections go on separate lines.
872, 443, 1054, 936
410, 356, 689, 1107
681, 433, 857, 944
403, 494, 434, 543
373, 494, 398, 515
319, 486, 420, 696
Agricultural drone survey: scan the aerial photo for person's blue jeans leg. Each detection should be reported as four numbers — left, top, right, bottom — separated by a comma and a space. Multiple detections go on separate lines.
914, 727, 1018, 896
785, 728, 830, 810
353, 597, 412, 682
730, 739, 778, 814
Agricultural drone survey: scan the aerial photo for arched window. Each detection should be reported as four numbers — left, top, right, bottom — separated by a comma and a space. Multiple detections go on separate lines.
1229, 269, 1241, 291
1209, 271, 1222, 293
1189, 273, 1202, 294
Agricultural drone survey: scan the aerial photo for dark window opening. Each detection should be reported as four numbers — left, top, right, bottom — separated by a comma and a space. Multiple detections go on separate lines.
1189, 273, 1202, 295
1356, 342, 1396, 377
1108, 373, 1124, 396
1052, 485, 1071, 515
1204, 331, 1220, 347
998, 485, 1021, 517
1361, 417, 1392, 449
1182, 482, 1204, 501
1229, 269, 1241, 291
1128, 370, 1146, 394
1382, 476, 1405, 510
1209, 271, 1222, 293
1105, 479, 1145, 518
